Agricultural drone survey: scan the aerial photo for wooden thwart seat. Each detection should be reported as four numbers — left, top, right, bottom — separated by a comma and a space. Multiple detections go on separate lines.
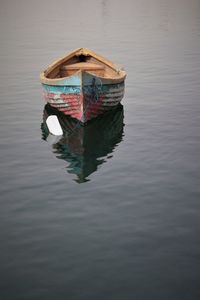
60, 62, 105, 77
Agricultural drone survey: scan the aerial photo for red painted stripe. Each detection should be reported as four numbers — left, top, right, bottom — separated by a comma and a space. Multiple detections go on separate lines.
44, 92, 81, 104
44, 92, 112, 122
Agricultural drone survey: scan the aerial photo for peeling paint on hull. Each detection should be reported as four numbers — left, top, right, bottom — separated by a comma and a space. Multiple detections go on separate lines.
42, 75, 125, 123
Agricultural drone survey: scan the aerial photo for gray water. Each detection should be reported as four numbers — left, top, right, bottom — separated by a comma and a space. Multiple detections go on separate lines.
0, 0, 200, 299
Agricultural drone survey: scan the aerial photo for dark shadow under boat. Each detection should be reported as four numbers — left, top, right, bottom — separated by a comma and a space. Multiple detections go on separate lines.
41, 104, 124, 183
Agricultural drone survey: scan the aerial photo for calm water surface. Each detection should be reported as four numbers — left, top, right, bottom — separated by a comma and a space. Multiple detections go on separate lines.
0, 0, 200, 299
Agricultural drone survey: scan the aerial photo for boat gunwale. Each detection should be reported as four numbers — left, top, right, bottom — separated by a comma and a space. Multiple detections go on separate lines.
40, 48, 126, 84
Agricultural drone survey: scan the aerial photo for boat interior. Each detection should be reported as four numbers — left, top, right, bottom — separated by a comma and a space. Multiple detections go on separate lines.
46, 54, 121, 79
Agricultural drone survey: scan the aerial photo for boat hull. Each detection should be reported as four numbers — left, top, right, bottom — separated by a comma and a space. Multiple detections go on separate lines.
42, 72, 125, 123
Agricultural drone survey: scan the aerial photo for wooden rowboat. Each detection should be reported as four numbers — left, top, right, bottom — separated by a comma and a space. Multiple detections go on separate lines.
40, 48, 126, 123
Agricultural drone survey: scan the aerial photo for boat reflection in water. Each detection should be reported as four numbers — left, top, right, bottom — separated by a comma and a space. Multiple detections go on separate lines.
41, 104, 124, 183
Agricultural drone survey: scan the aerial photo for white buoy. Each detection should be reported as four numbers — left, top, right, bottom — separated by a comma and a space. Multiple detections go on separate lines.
46, 115, 63, 136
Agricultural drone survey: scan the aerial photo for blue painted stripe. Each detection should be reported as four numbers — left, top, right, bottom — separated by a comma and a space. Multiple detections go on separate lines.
42, 82, 124, 95
100, 82, 124, 92
82, 82, 124, 96
42, 84, 81, 94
